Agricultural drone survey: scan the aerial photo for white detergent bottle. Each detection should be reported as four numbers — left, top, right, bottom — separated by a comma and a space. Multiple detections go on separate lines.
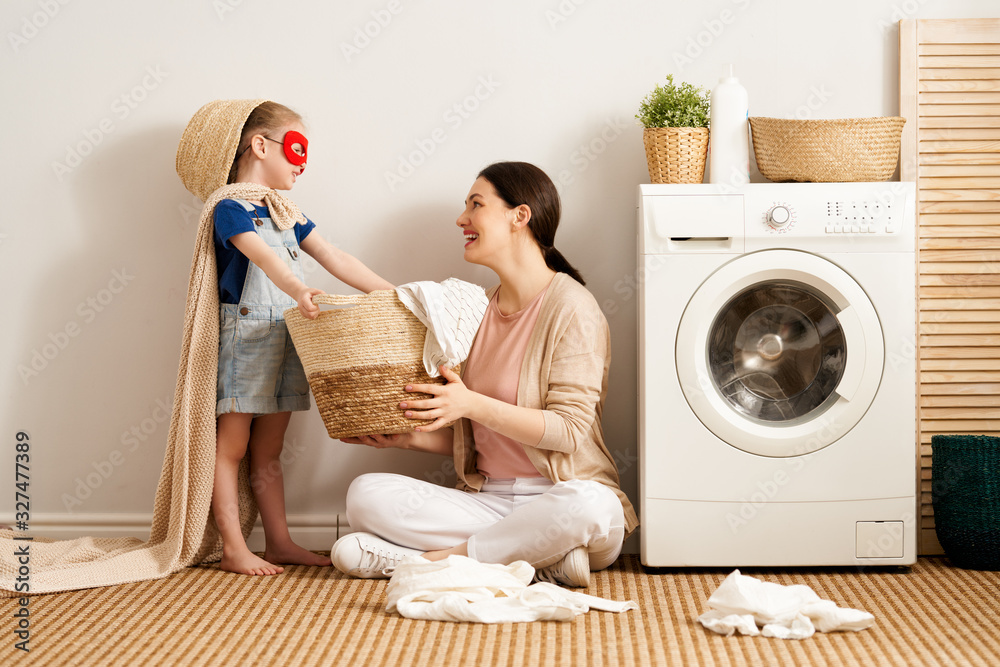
709, 64, 750, 185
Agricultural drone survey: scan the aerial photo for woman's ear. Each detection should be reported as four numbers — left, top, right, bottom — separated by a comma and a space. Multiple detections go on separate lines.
512, 204, 532, 229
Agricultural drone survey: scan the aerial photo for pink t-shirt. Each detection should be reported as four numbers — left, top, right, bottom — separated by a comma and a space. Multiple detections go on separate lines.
462, 284, 550, 480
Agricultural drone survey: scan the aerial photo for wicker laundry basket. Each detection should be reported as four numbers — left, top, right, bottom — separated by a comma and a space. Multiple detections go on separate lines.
284, 290, 448, 440
642, 127, 709, 184
931, 435, 1000, 570
748, 116, 905, 182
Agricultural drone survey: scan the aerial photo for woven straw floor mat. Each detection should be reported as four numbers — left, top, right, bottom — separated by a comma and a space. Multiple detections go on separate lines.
3, 556, 997, 666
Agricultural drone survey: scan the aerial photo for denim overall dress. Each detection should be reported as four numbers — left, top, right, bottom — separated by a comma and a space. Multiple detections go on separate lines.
217, 199, 310, 416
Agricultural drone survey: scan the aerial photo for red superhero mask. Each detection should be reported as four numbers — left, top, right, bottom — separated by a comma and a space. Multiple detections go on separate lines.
280, 130, 308, 166
263, 130, 308, 169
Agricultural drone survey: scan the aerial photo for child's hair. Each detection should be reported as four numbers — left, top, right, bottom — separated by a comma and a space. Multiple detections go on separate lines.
227, 101, 304, 184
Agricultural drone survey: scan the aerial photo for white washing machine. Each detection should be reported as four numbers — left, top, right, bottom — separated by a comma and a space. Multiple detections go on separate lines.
638, 182, 917, 567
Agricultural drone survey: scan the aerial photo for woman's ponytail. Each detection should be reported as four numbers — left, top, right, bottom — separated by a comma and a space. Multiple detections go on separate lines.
543, 246, 586, 286
478, 161, 586, 285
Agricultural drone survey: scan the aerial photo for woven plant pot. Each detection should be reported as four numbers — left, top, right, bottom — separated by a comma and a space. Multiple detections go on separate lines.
642, 127, 709, 184
748, 116, 905, 183
284, 290, 449, 440
931, 435, 1000, 570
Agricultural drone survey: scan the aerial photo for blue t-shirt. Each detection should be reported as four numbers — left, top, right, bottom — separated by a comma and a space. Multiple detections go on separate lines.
213, 199, 316, 304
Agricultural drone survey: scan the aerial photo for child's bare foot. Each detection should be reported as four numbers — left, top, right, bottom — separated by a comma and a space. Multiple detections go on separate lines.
265, 542, 333, 567
220, 548, 285, 576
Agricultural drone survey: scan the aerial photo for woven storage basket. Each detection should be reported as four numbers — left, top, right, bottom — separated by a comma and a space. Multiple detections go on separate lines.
642, 127, 709, 184
931, 435, 1000, 570
284, 290, 448, 440
748, 116, 906, 182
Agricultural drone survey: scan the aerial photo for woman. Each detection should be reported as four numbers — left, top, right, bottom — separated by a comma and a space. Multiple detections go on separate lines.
332, 161, 638, 587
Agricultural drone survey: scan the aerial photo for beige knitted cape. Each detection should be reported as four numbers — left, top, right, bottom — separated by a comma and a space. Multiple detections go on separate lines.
0, 183, 306, 595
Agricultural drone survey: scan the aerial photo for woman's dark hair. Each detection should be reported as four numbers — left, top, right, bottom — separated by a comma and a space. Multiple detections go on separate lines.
477, 161, 585, 285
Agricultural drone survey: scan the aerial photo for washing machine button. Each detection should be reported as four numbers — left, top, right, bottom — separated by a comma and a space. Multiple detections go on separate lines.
767, 205, 792, 228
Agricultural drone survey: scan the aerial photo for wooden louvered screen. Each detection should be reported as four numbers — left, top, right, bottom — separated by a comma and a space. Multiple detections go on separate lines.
899, 18, 1000, 555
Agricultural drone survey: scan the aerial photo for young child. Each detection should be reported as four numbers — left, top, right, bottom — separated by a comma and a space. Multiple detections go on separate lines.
182, 99, 394, 576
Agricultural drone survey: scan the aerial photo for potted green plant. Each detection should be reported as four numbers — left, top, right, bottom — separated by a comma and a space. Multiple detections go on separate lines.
636, 75, 711, 184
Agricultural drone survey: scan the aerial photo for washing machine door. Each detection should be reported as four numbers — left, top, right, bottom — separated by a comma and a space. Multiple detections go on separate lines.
676, 249, 883, 457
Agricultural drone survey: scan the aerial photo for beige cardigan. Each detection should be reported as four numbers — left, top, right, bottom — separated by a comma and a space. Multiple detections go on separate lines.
453, 272, 639, 535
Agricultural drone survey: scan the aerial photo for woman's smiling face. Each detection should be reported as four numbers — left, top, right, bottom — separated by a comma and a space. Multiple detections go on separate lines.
456, 176, 515, 266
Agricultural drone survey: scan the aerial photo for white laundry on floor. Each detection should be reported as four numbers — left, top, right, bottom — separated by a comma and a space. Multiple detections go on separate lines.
697, 569, 875, 640
395, 278, 489, 377
386, 555, 638, 623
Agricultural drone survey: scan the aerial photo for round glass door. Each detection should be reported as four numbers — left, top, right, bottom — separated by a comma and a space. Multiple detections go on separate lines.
709, 282, 845, 425
676, 250, 884, 457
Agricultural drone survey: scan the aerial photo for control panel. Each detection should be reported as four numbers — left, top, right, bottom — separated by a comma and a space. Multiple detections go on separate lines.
824, 199, 897, 234
638, 182, 915, 254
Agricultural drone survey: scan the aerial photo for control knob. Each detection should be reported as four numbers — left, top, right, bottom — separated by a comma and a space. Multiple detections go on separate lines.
767, 205, 792, 229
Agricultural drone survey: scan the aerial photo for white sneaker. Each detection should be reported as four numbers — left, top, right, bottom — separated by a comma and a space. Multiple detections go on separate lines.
331, 532, 423, 579
533, 546, 591, 588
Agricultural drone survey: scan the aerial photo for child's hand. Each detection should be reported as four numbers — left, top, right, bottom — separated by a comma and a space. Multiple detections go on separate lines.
296, 287, 324, 320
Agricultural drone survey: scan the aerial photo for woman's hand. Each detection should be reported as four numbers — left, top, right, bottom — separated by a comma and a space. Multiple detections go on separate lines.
340, 433, 411, 449
340, 428, 454, 455
402, 365, 477, 432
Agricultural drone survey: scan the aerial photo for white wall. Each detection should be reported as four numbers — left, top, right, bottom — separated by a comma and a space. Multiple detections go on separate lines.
3, 0, 997, 550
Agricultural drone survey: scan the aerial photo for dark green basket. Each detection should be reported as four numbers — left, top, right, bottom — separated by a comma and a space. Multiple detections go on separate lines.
931, 435, 1000, 570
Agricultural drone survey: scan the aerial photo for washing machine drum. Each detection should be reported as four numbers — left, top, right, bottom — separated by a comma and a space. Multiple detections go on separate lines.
709, 282, 846, 423
676, 250, 884, 457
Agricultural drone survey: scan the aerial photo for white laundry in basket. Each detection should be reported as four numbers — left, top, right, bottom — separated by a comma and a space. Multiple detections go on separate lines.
395, 278, 489, 377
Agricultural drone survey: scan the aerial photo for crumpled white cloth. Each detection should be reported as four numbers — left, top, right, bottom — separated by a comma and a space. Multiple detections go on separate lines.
697, 569, 875, 640
386, 555, 638, 623
395, 278, 489, 377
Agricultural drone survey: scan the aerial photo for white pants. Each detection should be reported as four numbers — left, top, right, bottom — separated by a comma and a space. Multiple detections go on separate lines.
345, 473, 626, 570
